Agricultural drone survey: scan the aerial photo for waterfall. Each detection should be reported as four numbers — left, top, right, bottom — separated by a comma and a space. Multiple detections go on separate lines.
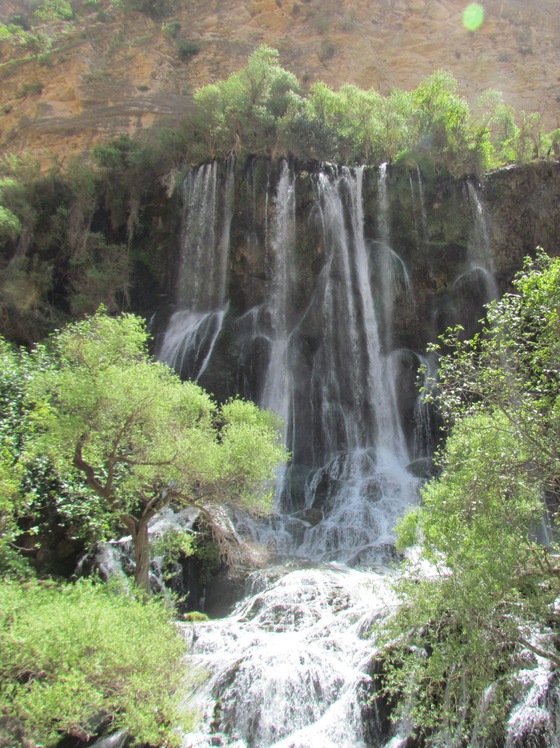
261, 160, 295, 434
181, 567, 399, 748
416, 165, 429, 240
467, 179, 493, 271
412, 353, 437, 461
154, 160, 429, 747
304, 166, 408, 464
377, 163, 391, 247
465, 179, 498, 302
168, 163, 423, 746
409, 166, 429, 244
159, 158, 235, 379
442, 180, 498, 339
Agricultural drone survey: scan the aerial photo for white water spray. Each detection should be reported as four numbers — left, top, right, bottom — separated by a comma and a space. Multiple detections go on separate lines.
160, 158, 235, 379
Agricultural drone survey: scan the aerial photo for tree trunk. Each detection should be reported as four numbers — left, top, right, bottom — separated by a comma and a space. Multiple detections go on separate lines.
132, 517, 151, 594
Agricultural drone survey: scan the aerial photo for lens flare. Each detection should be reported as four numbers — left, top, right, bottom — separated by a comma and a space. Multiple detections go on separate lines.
463, 3, 484, 31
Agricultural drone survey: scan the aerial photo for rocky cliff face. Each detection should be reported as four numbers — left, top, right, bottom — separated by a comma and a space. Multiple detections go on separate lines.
1, 0, 559, 167
191, 158, 560, 361
154, 158, 560, 484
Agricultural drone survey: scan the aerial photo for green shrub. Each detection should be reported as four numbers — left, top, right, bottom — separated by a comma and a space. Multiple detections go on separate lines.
176, 37, 201, 61
122, 0, 177, 19
34, 0, 74, 22
0, 206, 21, 241
8, 14, 30, 30
16, 81, 44, 98
183, 611, 209, 622
0, 578, 192, 746
162, 19, 181, 37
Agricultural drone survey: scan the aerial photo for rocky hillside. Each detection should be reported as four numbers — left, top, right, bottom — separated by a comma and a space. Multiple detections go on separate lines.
1, 0, 559, 167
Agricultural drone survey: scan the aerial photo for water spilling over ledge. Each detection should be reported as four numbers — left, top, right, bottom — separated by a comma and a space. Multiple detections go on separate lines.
147, 159, 560, 746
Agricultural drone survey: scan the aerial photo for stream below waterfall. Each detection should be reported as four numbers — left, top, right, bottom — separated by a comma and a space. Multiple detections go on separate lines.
180, 563, 401, 748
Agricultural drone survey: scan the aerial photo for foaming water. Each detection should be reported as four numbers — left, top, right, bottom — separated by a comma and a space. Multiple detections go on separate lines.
181, 566, 398, 748
159, 158, 235, 379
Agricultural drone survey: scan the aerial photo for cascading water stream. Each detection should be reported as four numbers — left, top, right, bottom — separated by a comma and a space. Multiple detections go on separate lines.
444, 180, 499, 339
182, 567, 400, 748
178, 165, 421, 747
260, 160, 295, 439
159, 158, 235, 380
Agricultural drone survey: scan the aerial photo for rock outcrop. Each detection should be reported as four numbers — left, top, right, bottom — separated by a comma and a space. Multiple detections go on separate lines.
1, 0, 560, 167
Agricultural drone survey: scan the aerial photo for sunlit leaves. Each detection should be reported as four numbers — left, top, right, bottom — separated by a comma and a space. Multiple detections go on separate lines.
379, 251, 560, 743
0, 578, 191, 746
31, 309, 286, 525
191, 47, 555, 173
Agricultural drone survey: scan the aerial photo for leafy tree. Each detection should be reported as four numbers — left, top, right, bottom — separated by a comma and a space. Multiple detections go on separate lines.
0, 577, 191, 746
474, 89, 519, 169
379, 251, 560, 743
303, 82, 386, 163
410, 70, 484, 175
0, 338, 101, 576
515, 110, 549, 163
381, 88, 415, 162
193, 45, 301, 157
29, 310, 286, 591
278, 90, 340, 162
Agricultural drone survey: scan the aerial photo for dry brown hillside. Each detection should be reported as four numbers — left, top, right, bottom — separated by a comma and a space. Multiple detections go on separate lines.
1, 0, 559, 167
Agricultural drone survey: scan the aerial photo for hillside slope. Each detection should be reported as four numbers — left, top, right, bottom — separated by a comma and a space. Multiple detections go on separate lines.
1, 0, 559, 166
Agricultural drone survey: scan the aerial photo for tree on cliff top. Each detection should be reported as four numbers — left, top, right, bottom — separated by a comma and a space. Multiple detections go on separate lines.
193, 45, 301, 158
28, 310, 287, 592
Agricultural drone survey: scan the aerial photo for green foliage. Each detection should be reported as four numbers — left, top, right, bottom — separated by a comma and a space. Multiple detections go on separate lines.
22, 29, 54, 56
121, 0, 177, 19
411, 71, 478, 174
162, 18, 181, 36
191, 49, 554, 173
183, 610, 209, 622
0, 577, 191, 746
0, 340, 32, 569
0, 205, 21, 241
68, 231, 130, 316
0, 24, 14, 39
152, 527, 195, 567
28, 310, 286, 588
0, 337, 102, 575
8, 14, 31, 31
378, 251, 560, 743
474, 89, 520, 168
193, 45, 302, 157
191, 533, 222, 585
91, 133, 139, 170
0, 178, 24, 243
34, 0, 74, 22
176, 37, 201, 61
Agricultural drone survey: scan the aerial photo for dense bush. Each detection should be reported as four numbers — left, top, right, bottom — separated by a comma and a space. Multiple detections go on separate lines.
378, 252, 560, 744
121, 0, 177, 19
0, 578, 191, 746
192, 45, 558, 174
